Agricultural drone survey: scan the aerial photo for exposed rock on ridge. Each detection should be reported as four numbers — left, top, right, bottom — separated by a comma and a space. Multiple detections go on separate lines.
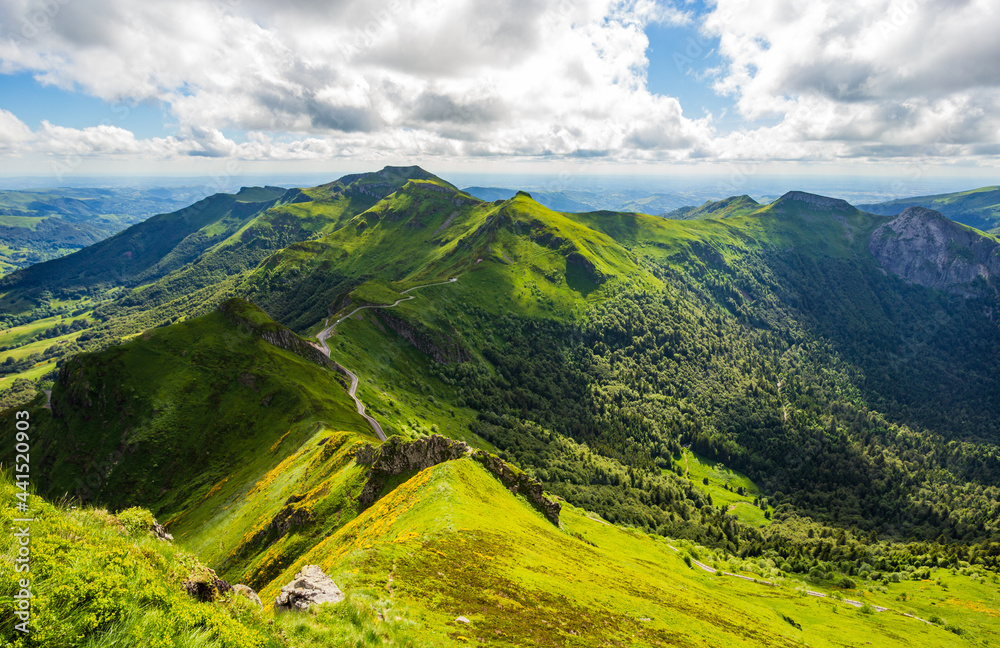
220, 298, 333, 367
869, 206, 1000, 296
355, 435, 562, 526
373, 309, 471, 363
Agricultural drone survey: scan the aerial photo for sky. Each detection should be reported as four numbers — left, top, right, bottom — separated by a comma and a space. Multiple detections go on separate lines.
0, 0, 999, 187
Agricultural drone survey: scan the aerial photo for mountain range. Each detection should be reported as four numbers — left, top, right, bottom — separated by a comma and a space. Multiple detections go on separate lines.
2, 167, 1000, 647
0, 186, 224, 276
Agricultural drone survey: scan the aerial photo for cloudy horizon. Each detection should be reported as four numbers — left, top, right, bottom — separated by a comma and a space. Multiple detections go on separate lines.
1, 0, 999, 183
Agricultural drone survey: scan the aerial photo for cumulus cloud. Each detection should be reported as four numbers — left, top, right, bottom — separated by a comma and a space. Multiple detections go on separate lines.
703, 0, 1000, 160
0, 109, 33, 150
1, 0, 999, 167
0, 0, 716, 162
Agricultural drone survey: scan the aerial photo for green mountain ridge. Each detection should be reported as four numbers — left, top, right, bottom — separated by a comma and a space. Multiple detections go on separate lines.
664, 194, 762, 220
4, 168, 1000, 646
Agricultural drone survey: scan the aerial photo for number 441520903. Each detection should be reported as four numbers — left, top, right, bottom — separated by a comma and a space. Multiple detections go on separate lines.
14, 410, 30, 503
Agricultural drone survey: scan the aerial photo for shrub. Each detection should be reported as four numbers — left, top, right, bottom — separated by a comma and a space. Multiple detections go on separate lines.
117, 507, 155, 536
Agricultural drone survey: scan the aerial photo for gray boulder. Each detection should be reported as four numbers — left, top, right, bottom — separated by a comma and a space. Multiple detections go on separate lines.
231, 584, 263, 609
274, 565, 345, 612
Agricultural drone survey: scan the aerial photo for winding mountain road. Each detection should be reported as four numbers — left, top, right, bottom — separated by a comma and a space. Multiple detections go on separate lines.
313, 277, 458, 442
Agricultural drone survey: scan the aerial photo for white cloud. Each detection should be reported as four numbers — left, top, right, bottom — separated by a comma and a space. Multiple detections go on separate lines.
0, 0, 717, 163
2, 0, 999, 168
0, 109, 33, 150
703, 0, 1000, 160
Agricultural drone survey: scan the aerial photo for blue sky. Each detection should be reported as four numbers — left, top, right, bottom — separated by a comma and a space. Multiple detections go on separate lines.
0, 0, 998, 180
0, 71, 167, 137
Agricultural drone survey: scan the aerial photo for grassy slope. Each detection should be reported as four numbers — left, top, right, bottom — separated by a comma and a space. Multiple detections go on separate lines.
0, 473, 280, 647
0, 169, 442, 408
0, 187, 285, 308
676, 449, 773, 527
0, 187, 199, 276
261, 458, 987, 648
264, 185, 661, 451
664, 195, 763, 220
27, 304, 373, 518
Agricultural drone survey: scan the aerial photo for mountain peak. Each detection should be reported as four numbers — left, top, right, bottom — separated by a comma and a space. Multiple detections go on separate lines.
869, 205, 1000, 295
377, 164, 433, 178
897, 205, 950, 222
776, 191, 854, 211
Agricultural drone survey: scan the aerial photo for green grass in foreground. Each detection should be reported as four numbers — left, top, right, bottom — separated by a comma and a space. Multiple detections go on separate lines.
257, 458, 992, 647
0, 472, 281, 648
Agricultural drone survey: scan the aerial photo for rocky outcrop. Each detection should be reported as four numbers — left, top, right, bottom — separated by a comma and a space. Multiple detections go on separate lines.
373, 309, 470, 363
869, 206, 1000, 296
471, 452, 562, 526
152, 520, 173, 542
355, 435, 470, 509
219, 298, 332, 367
246, 493, 316, 550
231, 584, 263, 609
355, 435, 561, 526
274, 565, 345, 612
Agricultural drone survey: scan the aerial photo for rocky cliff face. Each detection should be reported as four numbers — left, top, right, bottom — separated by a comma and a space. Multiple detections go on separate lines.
373, 309, 470, 363
355, 435, 561, 526
868, 206, 1000, 296
219, 298, 333, 367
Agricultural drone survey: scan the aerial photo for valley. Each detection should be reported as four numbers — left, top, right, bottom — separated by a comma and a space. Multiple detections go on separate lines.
2, 166, 1000, 647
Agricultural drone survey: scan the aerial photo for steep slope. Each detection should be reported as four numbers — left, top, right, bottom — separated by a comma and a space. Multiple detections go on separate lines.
0, 473, 280, 647
665, 194, 762, 220
869, 206, 1000, 295
861, 185, 1000, 231
242, 182, 651, 332
0, 167, 454, 402
297, 188, 1000, 543
9, 177, 1000, 646
28, 299, 372, 515
7, 440, 993, 647
263, 458, 985, 648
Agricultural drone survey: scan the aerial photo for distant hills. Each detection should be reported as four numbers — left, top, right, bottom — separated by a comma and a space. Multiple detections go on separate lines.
463, 186, 693, 214
0, 186, 221, 275
860, 185, 1000, 233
